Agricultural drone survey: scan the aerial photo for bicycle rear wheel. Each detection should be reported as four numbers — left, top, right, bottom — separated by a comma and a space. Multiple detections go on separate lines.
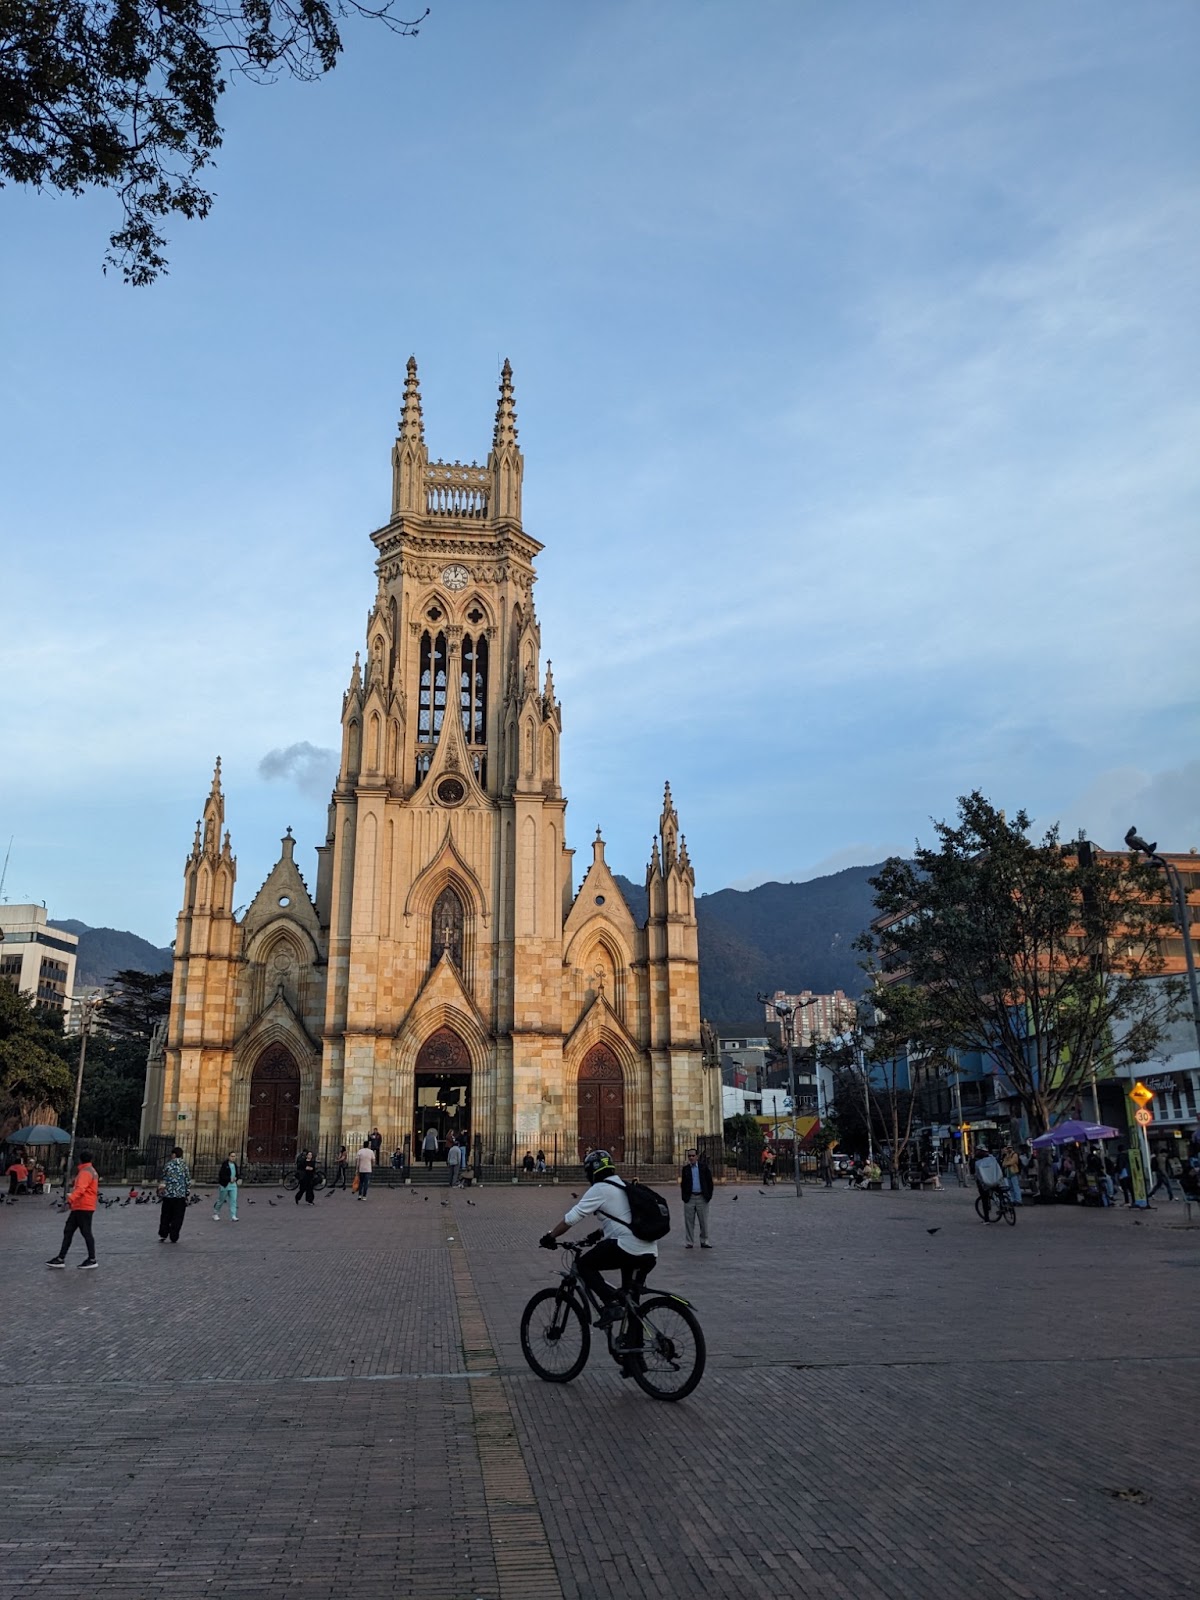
521, 1288, 591, 1383
625, 1295, 705, 1401
283, 1173, 298, 1191
974, 1194, 992, 1222
314, 1170, 328, 1191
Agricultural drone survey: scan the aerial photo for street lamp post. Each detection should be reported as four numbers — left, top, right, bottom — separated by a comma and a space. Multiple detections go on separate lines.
63, 994, 103, 1197
758, 991, 819, 1197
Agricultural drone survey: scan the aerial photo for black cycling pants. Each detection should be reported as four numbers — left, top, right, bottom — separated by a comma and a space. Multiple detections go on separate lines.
577, 1240, 654, 1308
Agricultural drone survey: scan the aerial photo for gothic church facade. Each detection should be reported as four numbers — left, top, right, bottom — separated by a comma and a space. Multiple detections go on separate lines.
152, 363, 718, 1163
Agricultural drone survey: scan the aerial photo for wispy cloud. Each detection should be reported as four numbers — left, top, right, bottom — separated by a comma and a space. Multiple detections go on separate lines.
259, 743, 338, 800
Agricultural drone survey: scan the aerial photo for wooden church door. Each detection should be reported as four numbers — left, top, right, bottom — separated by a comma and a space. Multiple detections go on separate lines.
576, 1044, 625, 1161
246, 1044, 300, 1163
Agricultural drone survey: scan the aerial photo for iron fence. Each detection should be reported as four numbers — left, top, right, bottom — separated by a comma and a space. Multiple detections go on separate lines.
13, 1129, 829, 1189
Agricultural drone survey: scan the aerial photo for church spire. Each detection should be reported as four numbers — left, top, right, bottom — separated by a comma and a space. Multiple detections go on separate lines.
488, 358, 523, 522
391, 356, 429, 518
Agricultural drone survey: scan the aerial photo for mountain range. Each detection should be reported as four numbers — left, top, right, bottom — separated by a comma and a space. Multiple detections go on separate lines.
60, 862, 884, 1028
613, 865, 880, 1028
57, 922, 175, 989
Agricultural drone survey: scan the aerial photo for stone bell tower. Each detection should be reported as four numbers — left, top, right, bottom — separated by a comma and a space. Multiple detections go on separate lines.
314, 358, 573, 1147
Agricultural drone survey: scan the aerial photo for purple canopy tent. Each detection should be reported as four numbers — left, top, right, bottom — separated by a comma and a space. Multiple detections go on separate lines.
1029, 1120, 1119, 1148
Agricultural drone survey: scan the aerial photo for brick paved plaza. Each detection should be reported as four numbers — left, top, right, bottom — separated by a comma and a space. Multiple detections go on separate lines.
1, 1178, 1196, 1600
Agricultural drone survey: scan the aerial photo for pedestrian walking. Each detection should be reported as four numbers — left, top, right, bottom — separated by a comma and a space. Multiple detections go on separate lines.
158, 1146, 191, 1242
1116, 1147, 1133, 1206
213, 1152, 240, 1221
47, 1151, 99, 1269
295, 1149, 318, 1205
1148, 1150, 1176, 1202
447, 1136, 464, 1188
953, 1151, 968, 1187
680, 1147, 713, 1248
355, 1139, 375, 1199
1001, 1143, 1022, 1206
331, 1145, 349, 1191
422, 1127, 439, 1171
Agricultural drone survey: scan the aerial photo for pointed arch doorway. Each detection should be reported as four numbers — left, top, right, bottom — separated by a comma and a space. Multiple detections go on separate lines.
577, 1044, 625, 1161
414, 1026, 472, 1157
246, 1044, 300, 1163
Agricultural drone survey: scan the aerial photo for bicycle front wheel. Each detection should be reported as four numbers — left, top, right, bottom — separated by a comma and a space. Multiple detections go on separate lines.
626, 1295, 706, 1402
521, 1288, 591, 1383
313, 1170, 328, 1191
999, 1192, 1017, 1226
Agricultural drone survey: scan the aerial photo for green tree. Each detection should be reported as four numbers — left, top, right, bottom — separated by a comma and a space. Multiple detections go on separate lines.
77, 1034, 149, 1140
821, 1011, 916, 1183
1, 1, 427, 284
0, 981, 73, 1130
857, 792, 1181, 1137
723, 1112, 764, 1169
99, 969, 172, 1039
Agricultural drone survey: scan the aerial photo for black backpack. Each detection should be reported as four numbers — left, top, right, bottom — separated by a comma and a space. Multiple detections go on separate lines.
597, 1176, 671, 1242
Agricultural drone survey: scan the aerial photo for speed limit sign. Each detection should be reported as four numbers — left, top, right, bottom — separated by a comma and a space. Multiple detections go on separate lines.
1134, 1107, 1153, 1127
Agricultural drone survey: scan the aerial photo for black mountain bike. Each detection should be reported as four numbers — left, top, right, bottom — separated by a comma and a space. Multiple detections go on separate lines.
975, 1185, 1017, 1226
520, 1235, 705, 1401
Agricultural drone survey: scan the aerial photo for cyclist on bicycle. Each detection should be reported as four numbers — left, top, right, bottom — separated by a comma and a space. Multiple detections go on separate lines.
539, 1149, 657, 1329
974, 1148, 1005, 1221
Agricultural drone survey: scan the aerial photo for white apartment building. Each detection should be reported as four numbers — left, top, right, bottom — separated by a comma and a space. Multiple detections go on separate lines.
0, 905, 78, 1023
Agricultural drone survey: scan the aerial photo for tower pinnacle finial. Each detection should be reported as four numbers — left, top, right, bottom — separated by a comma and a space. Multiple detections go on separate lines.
487, 358, 524, 521
392, 357, 429, 517
399, 356, 424, 443
493, 359, 518, 450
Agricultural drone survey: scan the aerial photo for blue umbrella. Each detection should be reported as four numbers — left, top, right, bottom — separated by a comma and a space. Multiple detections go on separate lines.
1029, 1119, 1119, 1147
3, 1124, 71, 1145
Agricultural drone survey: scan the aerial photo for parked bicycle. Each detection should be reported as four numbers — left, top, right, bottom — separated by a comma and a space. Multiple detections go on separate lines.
283, 1167, 327, 1193
520, 1234, 705, 1401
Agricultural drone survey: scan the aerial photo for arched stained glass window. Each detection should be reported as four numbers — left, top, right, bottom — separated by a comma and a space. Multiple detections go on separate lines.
430, 885, 465, 971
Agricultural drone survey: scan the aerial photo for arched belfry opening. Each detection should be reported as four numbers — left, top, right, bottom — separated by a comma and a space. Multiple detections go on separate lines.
246, 1043, 300, 1163
576, 1043, 625, 1161
414, 1026, 471, 1154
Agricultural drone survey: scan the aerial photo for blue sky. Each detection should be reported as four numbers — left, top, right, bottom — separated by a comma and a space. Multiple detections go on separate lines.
1, 0, 1197, 943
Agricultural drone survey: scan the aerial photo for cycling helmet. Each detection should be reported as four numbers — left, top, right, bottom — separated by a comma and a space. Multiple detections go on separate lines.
583, 1149, 615, 1182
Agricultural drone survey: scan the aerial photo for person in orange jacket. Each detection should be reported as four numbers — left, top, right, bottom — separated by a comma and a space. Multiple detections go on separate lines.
47, 1151, 99, 1269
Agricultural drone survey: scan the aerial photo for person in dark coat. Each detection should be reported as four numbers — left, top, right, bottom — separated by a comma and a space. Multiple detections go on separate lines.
295, 1149, 317, 1205
679, 1148, 714, 1249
